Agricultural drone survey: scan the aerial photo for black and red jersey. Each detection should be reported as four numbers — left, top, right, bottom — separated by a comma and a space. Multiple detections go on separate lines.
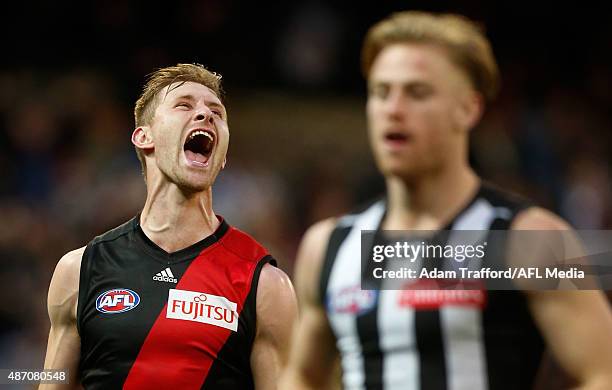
76, 216, 273, 389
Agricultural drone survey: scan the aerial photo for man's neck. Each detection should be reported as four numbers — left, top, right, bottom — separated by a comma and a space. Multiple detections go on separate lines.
383, 164, 480, 230
140, 181, 220, 253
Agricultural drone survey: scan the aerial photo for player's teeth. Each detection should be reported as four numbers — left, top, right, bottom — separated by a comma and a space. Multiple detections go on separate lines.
189, 131, 213, 139
187, 130, 213, 142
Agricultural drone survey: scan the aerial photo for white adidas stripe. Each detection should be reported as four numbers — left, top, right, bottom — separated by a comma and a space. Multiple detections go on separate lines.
154, 267, 176, 280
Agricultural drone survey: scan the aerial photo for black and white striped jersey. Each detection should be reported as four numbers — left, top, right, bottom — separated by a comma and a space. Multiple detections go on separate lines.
319, 183, 545, 390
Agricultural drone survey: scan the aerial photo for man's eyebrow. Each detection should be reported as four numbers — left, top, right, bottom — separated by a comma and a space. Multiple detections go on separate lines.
370, 79, 430, 86
172, 94, 226, 113
174, 94, 197, 102
174, 94, 224, 106
207, 101, 225, 111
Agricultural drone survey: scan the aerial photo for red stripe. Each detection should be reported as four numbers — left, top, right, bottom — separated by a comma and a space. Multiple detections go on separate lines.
123, 228, 267, 389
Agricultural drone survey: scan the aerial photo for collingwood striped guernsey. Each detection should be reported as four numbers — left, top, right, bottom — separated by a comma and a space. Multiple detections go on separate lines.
319, 183, 545, 390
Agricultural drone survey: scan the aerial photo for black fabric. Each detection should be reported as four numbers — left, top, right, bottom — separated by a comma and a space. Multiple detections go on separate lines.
76, 216, 241, 389
321, 181, 547, 389
478, 185, 545, 390
319, 225, 353, 306
201, 255, 275, 390
356, 291, 384, 390
78, 217, 208, 389
415, 310, 448, 390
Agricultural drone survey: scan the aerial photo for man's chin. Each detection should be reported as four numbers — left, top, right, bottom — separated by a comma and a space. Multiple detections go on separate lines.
381, 164, 429, 182
174, 176, 214, 194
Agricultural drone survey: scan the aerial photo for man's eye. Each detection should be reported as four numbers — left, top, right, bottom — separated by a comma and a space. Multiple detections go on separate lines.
212, 110, 222, 117
369, 85, 389, 99
407, 85, 433, 99
176, 103, 191, 109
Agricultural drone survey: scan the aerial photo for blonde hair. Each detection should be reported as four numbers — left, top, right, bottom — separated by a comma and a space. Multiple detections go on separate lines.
133, 63, 224, 175
362, 11, 499, 101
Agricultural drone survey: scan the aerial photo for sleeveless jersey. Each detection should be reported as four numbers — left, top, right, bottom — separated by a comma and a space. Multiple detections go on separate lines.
320, 183, 545, 390
76, 216, 273, 389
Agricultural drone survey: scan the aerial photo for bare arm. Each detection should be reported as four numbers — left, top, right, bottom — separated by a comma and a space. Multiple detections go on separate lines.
513, 208, 612, 389
251, 263, 298, 389
280, 219, 342, 390
40, 247, 84, 390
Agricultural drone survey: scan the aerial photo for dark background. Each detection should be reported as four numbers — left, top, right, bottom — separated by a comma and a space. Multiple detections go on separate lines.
0, 0, 610, 376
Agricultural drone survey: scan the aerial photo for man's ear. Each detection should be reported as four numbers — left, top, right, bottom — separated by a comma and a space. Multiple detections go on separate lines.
455, 90, 484, 132
131, 127, 155, 150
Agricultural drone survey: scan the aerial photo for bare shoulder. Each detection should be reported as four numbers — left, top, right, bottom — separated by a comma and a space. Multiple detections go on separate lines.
256, 263, 297, 335
52, 247, 85, 292
293, 218, 338, 304
511, 206, 571, 230
257, 263, 296, 302
299, 218, 339, 250
48, 246, 86, 322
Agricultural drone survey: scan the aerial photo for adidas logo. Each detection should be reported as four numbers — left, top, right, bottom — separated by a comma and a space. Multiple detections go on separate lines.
153, 267, 178, 284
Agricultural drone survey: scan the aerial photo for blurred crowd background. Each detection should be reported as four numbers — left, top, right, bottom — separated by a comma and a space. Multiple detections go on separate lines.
0, 0, 610, 375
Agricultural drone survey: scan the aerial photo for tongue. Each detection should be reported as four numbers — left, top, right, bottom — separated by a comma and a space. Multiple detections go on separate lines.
185, 150, 208, 164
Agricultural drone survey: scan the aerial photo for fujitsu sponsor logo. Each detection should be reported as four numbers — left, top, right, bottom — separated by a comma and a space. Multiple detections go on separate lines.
166, 289, 239, 331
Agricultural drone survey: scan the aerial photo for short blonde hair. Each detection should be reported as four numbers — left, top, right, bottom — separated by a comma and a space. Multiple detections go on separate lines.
362, 11, 499, 102
133, 63, 224, 175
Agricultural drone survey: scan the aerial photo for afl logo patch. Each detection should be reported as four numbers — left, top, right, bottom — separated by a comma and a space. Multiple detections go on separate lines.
96, 288, 140, 314
327, 286, 377, 315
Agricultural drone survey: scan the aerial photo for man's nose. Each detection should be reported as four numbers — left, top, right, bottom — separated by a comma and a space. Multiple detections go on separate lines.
384, 89, 407, 117
195, 110, 213, 124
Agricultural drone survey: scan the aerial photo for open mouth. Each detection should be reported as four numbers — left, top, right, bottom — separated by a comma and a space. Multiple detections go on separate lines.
184, 129, 215, 166
385, 132, 410, 143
